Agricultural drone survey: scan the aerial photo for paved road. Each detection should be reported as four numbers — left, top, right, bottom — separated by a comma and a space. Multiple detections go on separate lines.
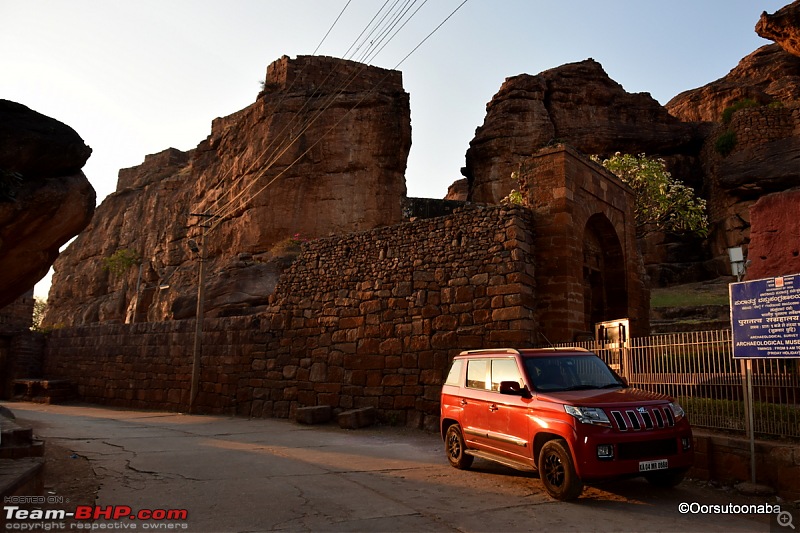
3, 402, 786, 532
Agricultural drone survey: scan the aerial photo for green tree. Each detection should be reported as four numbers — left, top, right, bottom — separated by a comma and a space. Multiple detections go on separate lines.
102, 248, 141, 276
593, 153, 708, 238
31, 297, 47, 332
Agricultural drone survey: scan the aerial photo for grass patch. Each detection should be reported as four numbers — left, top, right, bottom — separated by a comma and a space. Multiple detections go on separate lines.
721, 98, 759, 124
680, 396, 800, 439
651, 286, 730, 308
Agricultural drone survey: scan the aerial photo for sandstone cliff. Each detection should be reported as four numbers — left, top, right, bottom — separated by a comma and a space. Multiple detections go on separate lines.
43, 56, 410, 327
0, 100, 95, 308
463, 59, 703, 205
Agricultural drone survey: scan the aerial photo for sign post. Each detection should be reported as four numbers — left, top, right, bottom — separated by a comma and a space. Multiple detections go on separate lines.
730, 273, 800, 483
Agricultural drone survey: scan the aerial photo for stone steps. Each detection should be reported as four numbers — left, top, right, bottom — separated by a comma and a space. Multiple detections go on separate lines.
0, 408, 45, 511
0, 416, 45, 460
12, 379, 76, 404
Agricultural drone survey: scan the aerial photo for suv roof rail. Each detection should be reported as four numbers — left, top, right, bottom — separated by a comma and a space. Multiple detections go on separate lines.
459, 348, 521, 356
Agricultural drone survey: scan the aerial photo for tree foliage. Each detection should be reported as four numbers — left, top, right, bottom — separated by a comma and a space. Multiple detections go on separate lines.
593, 153, 708, 238
102, 248, 141, 276
31, 297, 47, 332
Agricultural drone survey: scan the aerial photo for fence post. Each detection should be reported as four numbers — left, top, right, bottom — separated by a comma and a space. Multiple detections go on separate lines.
740, 358, 750, 437
745, 359, 756, 484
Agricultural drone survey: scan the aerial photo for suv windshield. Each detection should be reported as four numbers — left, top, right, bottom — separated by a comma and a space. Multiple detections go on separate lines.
524, 355, 623, 392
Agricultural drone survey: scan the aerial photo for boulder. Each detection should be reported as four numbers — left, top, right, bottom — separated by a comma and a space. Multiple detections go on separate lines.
756, 1, 800, 58
295, 405, 332, 425
0, 100, 91, 180
0, 101, 95, 308
337, 407, 376, 429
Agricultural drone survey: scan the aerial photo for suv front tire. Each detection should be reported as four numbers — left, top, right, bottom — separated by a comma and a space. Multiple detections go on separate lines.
538, 439, 584, 500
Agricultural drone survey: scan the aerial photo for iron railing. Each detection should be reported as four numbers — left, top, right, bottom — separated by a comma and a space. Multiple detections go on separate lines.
548, 330, 800, 439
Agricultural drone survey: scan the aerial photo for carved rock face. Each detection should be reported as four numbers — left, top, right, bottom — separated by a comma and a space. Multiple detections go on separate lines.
43, 56, 411, 326
0, 100, 95, 308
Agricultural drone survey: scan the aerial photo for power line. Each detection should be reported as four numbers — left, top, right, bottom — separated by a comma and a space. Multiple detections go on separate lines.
313, 0, 353, 55
201, 0, 427, 223
206, 1, 470, 235
198, 0, 467, 231
198, 1, 403, 217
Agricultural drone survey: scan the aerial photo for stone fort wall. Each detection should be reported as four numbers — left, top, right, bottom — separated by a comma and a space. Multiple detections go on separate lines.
43, 205, 536, 429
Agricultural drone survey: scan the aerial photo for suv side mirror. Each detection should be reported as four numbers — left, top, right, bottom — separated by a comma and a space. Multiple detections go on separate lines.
499, 381, 530, 397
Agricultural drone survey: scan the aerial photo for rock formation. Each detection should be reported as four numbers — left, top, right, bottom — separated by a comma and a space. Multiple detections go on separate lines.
0, 100, 95, 308
444, 178, 467, 201
757, 0, 800, 58
463, 59, 702, 204
746, 188, 800, 280
666, 45, 800, 122
43, 56, 410, 327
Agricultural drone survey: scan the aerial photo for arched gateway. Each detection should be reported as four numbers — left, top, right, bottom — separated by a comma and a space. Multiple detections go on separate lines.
518, 144, 649, 342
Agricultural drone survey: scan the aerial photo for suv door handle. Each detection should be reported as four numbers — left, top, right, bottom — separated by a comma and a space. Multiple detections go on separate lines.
489, 404, 498, 412
459, 399, 468, 407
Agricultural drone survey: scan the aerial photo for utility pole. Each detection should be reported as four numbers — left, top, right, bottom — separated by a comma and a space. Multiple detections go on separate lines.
187, 214, 213, 414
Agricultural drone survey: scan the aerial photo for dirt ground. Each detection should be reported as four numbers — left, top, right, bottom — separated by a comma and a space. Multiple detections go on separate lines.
41, 438, 99, 507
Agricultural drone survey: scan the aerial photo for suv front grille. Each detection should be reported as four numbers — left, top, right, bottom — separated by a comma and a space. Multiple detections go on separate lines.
610, 406, 674, 432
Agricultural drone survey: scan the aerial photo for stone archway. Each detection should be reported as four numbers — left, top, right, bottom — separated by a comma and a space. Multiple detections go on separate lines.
583, 213, 627, 331
523, 145, 648, 340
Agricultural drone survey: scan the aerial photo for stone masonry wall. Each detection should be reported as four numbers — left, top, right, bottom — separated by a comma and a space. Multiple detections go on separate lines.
44, 316, 270, 412
0, 289, 34, 336
42, 206, 537, 429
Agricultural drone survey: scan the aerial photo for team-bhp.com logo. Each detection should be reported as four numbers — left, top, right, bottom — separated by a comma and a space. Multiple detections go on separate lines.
4, 505, 189, 529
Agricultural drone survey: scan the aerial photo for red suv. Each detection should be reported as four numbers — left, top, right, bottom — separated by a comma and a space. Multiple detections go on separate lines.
440, 348, 693, 500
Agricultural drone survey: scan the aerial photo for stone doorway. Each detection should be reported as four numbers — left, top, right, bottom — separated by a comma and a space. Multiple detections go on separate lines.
583, 213, 627, 331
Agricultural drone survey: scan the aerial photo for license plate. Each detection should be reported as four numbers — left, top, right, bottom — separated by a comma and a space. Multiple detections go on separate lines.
639, 459, 668, 472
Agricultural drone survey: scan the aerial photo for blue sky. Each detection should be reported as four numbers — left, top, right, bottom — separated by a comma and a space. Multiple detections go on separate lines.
1, 0, 789, 297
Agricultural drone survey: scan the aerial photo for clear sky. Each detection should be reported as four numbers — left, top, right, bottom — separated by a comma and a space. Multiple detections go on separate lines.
1, 0, 789, 298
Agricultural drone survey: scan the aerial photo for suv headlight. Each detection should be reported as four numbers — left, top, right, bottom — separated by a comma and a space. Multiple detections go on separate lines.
564, 405, 611, 426
669, 401, 685, 420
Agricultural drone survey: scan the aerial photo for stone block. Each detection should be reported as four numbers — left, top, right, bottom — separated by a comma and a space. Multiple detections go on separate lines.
295, 405, 332, 425
338, 407, 377, 429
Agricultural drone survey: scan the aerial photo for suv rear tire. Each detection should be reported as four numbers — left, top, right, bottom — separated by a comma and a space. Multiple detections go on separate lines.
445, 424, 474, 470
538, 439, 583, 500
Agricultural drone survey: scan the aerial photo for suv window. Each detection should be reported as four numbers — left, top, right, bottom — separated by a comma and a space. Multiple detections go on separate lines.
524, 355, 622, 392
466, 359, 489, 390
444, 359, 464, 386
490, 358, 522, 391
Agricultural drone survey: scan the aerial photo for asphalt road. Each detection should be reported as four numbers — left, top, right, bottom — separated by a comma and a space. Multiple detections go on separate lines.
3, 402, 789, 532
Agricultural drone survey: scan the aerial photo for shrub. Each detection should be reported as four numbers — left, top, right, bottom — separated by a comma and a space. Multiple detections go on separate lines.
102, 248, 141, 276
715, 130, 737, 157
721, 99, 759, 124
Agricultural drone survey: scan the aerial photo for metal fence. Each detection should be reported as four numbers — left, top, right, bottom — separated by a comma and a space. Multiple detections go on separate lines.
550, 330, 800, 439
